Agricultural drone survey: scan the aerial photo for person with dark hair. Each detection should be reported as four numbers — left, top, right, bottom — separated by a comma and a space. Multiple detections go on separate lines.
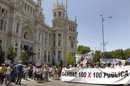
28, 66, 33, 79
15, 61, 24, 85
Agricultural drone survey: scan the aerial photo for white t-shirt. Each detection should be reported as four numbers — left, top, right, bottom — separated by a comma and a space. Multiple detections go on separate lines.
6, 67, 12, 75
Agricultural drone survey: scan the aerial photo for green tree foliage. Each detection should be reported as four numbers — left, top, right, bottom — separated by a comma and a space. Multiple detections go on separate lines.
103, 51, 114, 59
94, 49, 130, 62
114, 49, 125, 59
77, 45, 90, 54
124, 48, 130, 59
65, 51, 76, 66
7, 45, 16, 63
0, 51, 5, 65
20, 50, 28, 64
93, 50, 101, 62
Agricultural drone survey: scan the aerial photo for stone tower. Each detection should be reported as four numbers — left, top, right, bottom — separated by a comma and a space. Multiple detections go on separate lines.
37, 0, 42, 7
52, 1, 78, 65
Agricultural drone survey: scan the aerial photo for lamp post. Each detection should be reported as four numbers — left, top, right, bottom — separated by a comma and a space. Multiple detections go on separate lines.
100, 14, 112, 53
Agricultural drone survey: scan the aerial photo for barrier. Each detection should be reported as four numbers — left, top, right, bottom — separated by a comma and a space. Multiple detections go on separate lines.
60, 66, 130, 84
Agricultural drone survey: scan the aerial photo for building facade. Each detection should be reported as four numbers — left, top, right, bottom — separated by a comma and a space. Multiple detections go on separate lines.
0, 0, 78, 65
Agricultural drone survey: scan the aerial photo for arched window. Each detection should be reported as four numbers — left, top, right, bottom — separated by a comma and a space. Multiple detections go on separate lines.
58, 33, 61, 39
58, 40, 61, 46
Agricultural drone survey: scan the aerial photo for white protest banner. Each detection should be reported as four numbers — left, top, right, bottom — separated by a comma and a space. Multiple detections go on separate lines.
60, 66, 130, 84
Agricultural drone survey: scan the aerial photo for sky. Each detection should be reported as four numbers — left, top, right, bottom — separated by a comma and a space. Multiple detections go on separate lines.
39, 0, 130, 51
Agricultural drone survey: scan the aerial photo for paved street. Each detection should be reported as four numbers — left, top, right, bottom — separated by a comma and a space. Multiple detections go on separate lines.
0, 79, 123, 86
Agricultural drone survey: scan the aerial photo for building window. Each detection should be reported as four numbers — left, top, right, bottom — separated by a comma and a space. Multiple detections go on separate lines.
33, 10, 35, 14
24, 32, 28, 39
44, 51, 46, 62
69, 36, 71, 40
0, 40, 2, 47
53, 23, 55, 26
0, 7, 1, 12
0, 19, 4, 30
58, 51, 61, 61
54, 40, 55, 47
25, 3, 27, 10
2, 8, 5, 13
16, 23, 19, 33
30, 7, 32, 13
54, 12, 56, 17
71, 41, 74, 48
58, 12, 61, 17
15, 43, 18, 46
63, 13, 65, 17
28, 5, 29, 12
45, 38, 47, 45
4, 21, 6, 31
48, 52, 50, 62
49, 40, 51, 46
58, 40, 61, 46
0, 40, 2, 53
21, 44, 23, 49
58, 34, 61, 38
53, 34, 55, 46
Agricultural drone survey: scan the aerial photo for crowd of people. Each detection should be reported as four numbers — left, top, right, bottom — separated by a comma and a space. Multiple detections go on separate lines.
0, 61, 62, 86
66, 60, 129, 69
0, 59, 129, 86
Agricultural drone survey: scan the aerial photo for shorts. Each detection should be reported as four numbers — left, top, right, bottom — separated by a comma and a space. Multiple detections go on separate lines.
6, 74, 11, 81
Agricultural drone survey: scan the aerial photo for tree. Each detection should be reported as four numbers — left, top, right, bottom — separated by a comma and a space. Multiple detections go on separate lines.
20, 50, 28, 64
93, 47, 130, 61
103, 51, 114, 59
7, 45, 16, 63
93, 50, 101, 62
114, 49, 125, 59
0, 47, 5, 65
124, 48, 130, 59
77, 45, 90, 54
65, 51, 76, 66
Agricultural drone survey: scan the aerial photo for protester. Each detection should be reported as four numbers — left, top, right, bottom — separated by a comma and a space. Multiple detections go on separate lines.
35, 66, 42, 83
15, 61, 24, 85
5, 64, 13, 86
0, 63, 6, 84
23, 65, 28, 80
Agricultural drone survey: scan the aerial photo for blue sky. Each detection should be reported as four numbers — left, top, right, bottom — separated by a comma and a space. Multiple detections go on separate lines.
40, 0, 130, 51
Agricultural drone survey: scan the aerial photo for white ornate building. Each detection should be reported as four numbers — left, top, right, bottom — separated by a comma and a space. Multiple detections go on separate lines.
0, 0, 78, 65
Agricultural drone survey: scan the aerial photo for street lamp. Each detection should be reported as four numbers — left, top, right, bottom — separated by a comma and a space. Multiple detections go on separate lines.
100, 14, 112, 53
